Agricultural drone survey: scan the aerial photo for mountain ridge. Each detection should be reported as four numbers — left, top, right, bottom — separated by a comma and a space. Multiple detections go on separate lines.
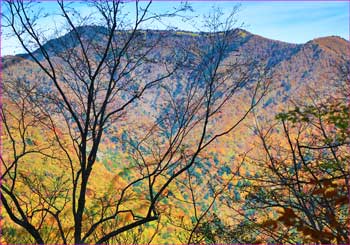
2, 23, 349, 245
2, 26, 348, 59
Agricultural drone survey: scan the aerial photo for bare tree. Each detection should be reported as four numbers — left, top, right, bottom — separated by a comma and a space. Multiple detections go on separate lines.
242, 89, 350, 243
2, 1, 269, 244
174, 157, 243, 244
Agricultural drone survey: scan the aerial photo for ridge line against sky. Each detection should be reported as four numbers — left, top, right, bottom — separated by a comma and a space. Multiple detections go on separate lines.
1, 1, 349, 56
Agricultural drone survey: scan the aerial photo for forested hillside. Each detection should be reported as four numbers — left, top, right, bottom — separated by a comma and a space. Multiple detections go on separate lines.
1, 1, 349, 244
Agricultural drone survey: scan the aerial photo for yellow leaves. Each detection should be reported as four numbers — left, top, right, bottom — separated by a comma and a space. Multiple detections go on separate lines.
136, 201, 151, 216
110, 172, 127, 190
239, 167, 246, 176
0, 236, 7, 245
194, 167, 202, 175
221, 172, 231, 182
215, 146, 227, 155
238, 30, 247, 38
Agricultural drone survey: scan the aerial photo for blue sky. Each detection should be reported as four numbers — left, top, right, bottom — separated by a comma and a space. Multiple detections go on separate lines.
238, 1, 349, 43
1, 1, 349, 56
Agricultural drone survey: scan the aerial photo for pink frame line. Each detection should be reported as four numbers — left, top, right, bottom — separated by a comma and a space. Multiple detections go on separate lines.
0, 0, 349, 245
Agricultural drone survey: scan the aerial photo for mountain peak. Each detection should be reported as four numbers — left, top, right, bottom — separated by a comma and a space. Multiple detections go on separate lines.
311, 36, 349, 55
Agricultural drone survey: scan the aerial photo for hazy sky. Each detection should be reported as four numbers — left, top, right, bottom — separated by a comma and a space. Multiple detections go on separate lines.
1, 1, 349, 56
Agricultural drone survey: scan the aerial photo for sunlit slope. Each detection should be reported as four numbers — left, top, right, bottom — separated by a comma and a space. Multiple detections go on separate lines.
2, 28, 349, 244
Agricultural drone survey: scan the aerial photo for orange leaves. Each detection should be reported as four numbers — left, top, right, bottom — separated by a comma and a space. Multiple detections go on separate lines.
0, 236, 7, 245
110, 172, 127, 190
311, 180, 340, 198
136, 202, 151, 216
162, 189, 169, 197
123, 211, 134, 222
324, 187, 337, 198
277, 208, 298, 227
282, 207, 295, 217
297, 225, 333, 243
260, 219, 278, 230
334, 195, 348, 206
174, 208, 186, 219
259, 206, 339, 243
86, 188, 96, 198
53, 127, 64, 138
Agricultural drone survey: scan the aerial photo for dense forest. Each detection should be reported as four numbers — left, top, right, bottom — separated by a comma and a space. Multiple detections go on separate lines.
1, 1, 349, 244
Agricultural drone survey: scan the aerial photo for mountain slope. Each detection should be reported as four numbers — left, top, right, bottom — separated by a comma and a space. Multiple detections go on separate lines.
3, 27, 349, 174
2, 27, 349, 244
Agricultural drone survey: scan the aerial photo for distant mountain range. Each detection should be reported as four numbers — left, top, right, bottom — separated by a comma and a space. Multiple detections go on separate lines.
4, 26, 349, 79
3, 26, 349, 122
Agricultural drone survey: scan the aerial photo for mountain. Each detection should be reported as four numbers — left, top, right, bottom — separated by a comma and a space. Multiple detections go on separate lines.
2, 27, 349, 244
3, 26, 349, 161
3, 26, 349, 145
5, 26, 348, 75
